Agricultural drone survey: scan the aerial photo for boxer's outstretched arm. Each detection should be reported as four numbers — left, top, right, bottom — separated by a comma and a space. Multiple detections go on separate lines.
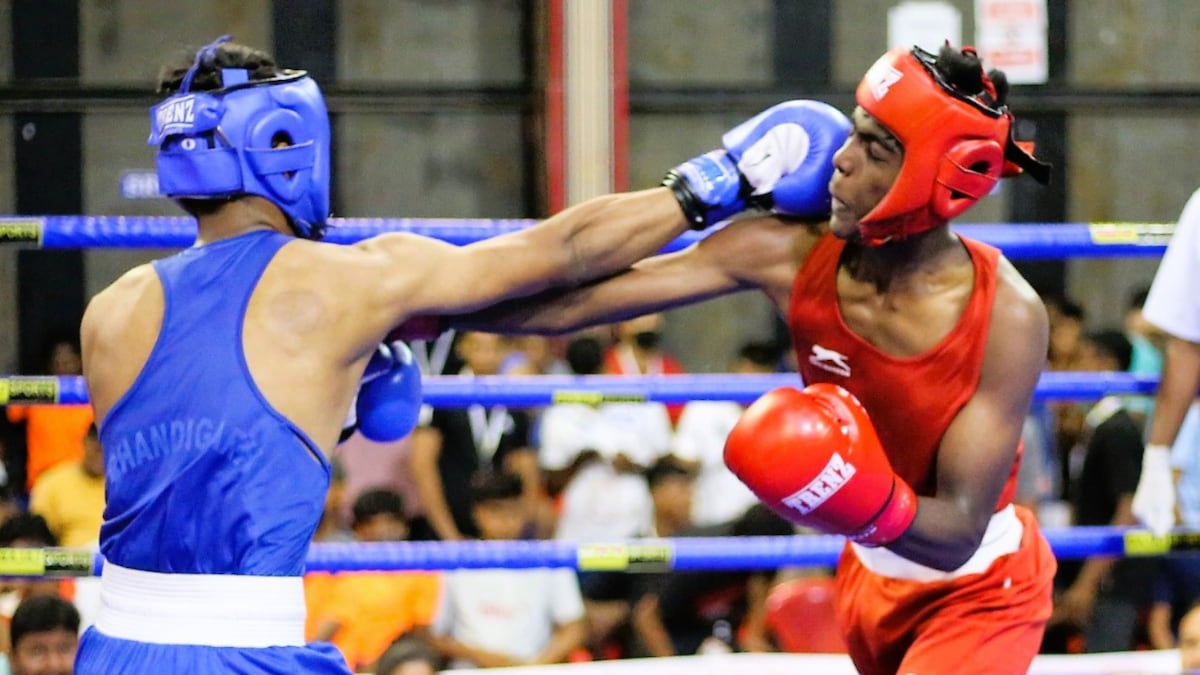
351, 188, 688, 335
886, 265, 1048, 571
449, 216, 810, 335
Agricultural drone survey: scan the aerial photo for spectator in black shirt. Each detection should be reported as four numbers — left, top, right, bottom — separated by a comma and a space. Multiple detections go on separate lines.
408, 332, 534, 541
1050, 330, 1153, 652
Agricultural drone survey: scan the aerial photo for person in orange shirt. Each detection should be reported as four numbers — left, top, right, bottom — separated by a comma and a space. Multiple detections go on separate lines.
6, 340, 94, 492
307, 489, 439, 672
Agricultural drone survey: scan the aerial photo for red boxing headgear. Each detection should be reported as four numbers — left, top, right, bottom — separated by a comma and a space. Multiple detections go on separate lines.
855, 46, 1037, 246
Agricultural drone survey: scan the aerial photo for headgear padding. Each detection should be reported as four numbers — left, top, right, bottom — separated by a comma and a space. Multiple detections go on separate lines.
147, 36, 331, 240
855, 45, 1046, 246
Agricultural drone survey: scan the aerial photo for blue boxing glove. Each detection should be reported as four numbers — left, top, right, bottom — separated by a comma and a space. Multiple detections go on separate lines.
340, 342, 423, 443
663, 100, 852, 230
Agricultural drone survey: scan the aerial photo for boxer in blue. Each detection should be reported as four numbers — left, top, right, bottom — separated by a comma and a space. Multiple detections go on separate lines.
74, 36, 849, 673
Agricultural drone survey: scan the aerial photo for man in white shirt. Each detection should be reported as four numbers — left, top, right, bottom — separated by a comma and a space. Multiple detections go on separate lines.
674, 341, 782, 526
430, 471, 585, 668
1133, 189, 1200, 535
538, 337, 671, 543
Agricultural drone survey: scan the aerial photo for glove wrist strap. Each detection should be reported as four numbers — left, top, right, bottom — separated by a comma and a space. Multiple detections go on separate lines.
662, 150, 746, 231
851, 477, 917, 548
662, 170, 710, 231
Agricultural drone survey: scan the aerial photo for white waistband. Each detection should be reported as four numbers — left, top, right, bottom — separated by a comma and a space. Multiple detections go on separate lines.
850, 504, 1023, 582
95, 562, 306, 648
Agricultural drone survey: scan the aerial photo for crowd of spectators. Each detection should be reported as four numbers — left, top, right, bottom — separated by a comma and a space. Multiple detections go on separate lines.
3, 303, 1200, 672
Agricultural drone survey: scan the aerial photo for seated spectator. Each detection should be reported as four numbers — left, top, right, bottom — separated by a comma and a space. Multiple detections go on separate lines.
1147, 554, 1200, 650
1180, 601, 1200, 672
29, 424, 104, 548
631, 505, 793, 657
430, 471, 585, 668
7, 595, 79, 675
312, 459, 352, 544
376, 632, 443, 675
309, 488, 439, 673
0, 515, 69, 618
503, 336, 570, 376
646, 456, 696, 539
673, 340, 780, 526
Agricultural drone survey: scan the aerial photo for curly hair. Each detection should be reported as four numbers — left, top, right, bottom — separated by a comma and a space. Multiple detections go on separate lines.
156, 40, 280, 95
933, 44, 1010, 109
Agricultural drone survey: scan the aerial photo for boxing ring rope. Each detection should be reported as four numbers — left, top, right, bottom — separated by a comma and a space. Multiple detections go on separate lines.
0, 215, 1178, 258
0, 372, 1165, 406
0, 216, 1186, 672
0, 524, 1193, 579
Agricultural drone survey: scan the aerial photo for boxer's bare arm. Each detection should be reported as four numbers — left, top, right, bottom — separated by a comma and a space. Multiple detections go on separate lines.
450, 216, 819, 335
80, 264, 164, 423
335, 188, 686, 348
888, 262, 1048, 570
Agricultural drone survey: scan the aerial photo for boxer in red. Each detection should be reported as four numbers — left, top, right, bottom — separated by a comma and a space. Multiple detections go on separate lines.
452, 44, 1057, 675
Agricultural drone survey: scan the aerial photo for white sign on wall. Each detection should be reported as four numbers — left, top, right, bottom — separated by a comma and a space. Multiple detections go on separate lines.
974, 0, 1049, 84
119, 170, 161, 200
888, 1, 962, 53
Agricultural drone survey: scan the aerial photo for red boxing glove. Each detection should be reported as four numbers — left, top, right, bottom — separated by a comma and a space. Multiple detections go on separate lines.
723, 383, 916, 546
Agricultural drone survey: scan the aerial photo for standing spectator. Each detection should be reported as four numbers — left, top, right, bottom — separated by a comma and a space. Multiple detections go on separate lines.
309, 489, 439, 673
5, 339, 93, 494
408, 332, 535, 541
29, 424, 105, 548
1125, 285, 1165, 377
1133, 188, 1200, 537
1045, 297, 1089, 500
603, 314, 687, 424
430, 471, 585, 668
673, 341, 780, 526
1051, 331, 1153, 652
7, 595, 79, 675
538, 336, 663, 658
541, 337, 656, 543
1122, 285, 1165, 429
1046, 297, 1087, 372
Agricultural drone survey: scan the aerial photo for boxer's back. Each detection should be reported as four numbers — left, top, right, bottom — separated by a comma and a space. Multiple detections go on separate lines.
96, 230, 328, 576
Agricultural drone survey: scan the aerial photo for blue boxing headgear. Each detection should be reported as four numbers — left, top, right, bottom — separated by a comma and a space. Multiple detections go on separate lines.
148, 36, 331, 239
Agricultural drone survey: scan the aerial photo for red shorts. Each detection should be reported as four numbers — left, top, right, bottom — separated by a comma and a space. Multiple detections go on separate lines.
835, 505, 1055, 675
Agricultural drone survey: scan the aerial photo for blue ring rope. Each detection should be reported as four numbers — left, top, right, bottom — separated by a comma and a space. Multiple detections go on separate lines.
0, 216, 1175, 259
3, 526, 1175, 578
0, 372, 1162, 406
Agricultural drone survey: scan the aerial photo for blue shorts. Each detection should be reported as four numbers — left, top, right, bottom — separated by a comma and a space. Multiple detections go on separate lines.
75, 627, 352, 675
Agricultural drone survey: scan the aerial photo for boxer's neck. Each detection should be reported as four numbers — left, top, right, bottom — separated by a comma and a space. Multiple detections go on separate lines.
195, 197, 291, 245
